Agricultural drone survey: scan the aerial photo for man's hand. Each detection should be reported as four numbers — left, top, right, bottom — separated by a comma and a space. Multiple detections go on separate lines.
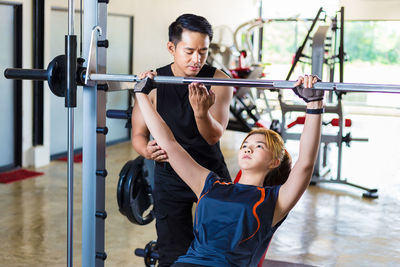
138, 70, 157, 80
188, 82, 215, 119
146, 140, 168, 162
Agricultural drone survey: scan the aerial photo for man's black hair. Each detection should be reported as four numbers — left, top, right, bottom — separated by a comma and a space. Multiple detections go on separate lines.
168, 14, 213, 44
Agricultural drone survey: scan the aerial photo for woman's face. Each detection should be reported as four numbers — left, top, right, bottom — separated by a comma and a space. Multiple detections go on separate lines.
238, 133, 278, 172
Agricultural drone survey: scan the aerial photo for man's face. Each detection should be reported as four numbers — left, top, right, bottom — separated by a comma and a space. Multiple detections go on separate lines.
168, 29, 210, 77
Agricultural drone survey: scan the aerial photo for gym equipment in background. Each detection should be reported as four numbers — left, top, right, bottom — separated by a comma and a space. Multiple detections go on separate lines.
117, 156, 154, 225
5, 4, 400, 266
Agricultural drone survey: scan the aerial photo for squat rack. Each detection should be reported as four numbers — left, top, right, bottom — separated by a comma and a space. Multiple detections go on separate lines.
4, 1, 400, 267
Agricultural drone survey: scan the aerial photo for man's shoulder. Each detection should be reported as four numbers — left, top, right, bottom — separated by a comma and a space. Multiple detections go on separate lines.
213, 68, 230, 78
197, 64, 217, 78
201, 64, 229, 78
156, 63, 172, 75
202, 63, 216, 71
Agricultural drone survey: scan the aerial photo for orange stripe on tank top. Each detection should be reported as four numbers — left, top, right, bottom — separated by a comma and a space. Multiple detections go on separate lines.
195, 189, 210, 227
239, 187, 265, 244
194, 180, 232, 227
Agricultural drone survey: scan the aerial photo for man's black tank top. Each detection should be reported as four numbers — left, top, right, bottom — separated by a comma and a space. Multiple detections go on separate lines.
156, 63, 230, 180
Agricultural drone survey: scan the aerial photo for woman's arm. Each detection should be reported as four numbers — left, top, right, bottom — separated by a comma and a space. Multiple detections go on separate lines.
273, 76, 323, 226
135, 92, 210, 198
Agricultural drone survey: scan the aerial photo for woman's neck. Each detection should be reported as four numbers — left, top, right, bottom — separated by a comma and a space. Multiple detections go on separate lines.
238, 169, 269, 187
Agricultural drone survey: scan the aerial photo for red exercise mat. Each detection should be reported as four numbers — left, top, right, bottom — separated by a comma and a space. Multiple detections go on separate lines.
57, 153, 83, 163
0, 169, 44, 184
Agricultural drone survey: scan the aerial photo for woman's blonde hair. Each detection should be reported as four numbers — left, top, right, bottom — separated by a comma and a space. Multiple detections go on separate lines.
241, 128, 292, 186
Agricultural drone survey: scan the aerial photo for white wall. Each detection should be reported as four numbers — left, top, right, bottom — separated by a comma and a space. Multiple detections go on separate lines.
0, 0, 34, 167
19, 0, 258, 167
44, 0, 259, 73
340, 0, 400, 20
124, 0, 259, 73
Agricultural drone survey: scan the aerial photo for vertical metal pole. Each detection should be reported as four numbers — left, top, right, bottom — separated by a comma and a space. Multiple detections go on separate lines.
95, 3, 108, 267
257, 0, 263, 62
67, 110, 74, 267
339, 6, 344, 83
336, 95, 343, 181
337, 7, 345, 179
311, 26, 326, 180
32, 0, 44, 146
83, 0, 97, 266
68, 0, 74, 35
67, 0, 75, 266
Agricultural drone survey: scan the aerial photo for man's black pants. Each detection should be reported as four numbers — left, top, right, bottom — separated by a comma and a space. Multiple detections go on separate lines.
153, 163, 198, 267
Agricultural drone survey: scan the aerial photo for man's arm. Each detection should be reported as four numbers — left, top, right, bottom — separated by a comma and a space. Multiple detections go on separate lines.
189, 69, 233, 145
135, 93, 210, 198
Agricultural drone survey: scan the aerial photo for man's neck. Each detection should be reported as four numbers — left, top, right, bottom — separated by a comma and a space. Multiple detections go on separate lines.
171, 63, 186, 77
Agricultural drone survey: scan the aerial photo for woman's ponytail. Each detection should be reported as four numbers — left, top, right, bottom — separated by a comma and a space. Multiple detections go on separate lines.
263, 150, 292, 187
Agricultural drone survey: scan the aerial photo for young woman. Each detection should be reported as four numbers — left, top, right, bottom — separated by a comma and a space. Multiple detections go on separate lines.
134, 75, 324, 267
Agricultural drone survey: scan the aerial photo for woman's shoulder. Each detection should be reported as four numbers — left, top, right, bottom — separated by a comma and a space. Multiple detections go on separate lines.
200, 171, 230, 194
263, 185, 282, 204
207, 171, 232, 184
204, 171, 221, 185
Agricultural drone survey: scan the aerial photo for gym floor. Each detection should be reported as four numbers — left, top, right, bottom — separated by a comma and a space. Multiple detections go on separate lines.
1, 114, 400, 267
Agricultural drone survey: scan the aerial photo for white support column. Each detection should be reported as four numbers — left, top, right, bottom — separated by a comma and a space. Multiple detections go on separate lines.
82, 0, 98, 266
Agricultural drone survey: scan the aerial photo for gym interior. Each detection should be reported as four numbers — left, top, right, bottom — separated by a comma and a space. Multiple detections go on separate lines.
1, 0, 400, 266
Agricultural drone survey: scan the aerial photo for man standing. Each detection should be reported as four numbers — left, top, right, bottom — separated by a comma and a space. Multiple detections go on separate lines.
131, 14, 233, 266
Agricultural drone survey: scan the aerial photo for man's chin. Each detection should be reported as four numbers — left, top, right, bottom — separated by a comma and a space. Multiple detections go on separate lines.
185, 68, 201, 77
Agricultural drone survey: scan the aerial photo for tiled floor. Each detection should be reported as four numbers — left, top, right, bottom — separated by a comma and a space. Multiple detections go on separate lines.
0, 114, 399, 267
